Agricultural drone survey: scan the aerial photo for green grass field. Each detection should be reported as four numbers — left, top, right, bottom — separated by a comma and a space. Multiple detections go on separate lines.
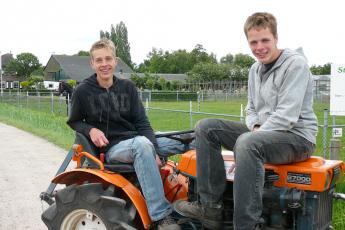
0, 99, 344, 228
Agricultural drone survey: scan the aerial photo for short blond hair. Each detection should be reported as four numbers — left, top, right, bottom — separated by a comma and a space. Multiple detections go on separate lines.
90, 38, 116, 58
244, 12, 277, 38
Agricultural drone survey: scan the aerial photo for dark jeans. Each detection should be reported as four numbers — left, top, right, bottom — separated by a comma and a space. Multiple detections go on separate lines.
195, 118, 315, 230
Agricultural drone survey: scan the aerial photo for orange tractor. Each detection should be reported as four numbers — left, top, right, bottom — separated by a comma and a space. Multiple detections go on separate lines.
41, 131, 345, 229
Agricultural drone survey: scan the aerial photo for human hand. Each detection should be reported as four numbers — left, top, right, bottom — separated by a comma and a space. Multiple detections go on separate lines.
89, 128, 109, 147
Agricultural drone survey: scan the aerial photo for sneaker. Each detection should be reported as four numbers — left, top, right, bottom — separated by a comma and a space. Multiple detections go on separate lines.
173, 200, 223, 229
157, 215, 181, 230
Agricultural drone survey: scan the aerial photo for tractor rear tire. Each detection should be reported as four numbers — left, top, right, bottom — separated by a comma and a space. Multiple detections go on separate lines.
42, 183, 137, 230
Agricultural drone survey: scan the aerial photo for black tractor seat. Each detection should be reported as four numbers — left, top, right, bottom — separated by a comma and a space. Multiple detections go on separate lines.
104, 163, 135, 173
75, 132, 136, 173
74, 130, 195, 173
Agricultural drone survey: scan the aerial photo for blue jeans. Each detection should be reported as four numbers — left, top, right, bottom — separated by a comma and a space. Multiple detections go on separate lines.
106, 136, 172, 221
156, 134, 195, 157
194, 118, 315, 230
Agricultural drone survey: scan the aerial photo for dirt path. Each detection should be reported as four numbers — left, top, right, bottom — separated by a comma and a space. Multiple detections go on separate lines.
0, 123, 73, 230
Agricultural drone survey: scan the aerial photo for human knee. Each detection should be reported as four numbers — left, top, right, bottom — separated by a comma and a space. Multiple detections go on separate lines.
195, 118, 219, 136
234, 133, 259, 160
235, 132, 257, 149
132, 136, 155, 158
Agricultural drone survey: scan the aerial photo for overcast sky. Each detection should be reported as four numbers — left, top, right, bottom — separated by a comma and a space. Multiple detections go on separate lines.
1, 0, 344, 67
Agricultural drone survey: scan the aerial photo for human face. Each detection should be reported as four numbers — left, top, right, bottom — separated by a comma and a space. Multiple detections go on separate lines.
90, 47, 117, 82
247, 27, 280, 64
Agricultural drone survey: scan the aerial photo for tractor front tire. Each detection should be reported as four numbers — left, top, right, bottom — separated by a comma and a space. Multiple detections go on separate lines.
42, 183, 136, 230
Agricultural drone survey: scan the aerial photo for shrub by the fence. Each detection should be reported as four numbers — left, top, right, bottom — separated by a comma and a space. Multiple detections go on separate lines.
144, 91, 198, 101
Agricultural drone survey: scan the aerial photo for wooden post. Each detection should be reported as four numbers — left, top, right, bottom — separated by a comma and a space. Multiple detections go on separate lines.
330, 138, 341, 160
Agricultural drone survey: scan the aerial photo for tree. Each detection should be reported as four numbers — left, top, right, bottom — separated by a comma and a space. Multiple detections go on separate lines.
28, 75, 44, 89
158, 76, 167, 90
143, 48, 170, 73
188, 60, 250, 83
145, 78, 155, 90
310, 63, 331, 75
130, 73, 146, 89
138, 45, 216, 74
19, 76, 44, 90
171, 80, 181, 91
233, 53, 255, 68
191, 44, 217, 64
67, 79, 77, 88
31, 66, 44, 76
188, 63, 233, 82
220, 53, 234, 64
20, 81, 30, 90
100, 21, 132, 68
5, 53, 41, 78
75, 51, 90, 56
100, 31, 110, 39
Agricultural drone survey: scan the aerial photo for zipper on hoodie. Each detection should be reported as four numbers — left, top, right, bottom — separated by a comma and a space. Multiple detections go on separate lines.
105, 88, 110, 139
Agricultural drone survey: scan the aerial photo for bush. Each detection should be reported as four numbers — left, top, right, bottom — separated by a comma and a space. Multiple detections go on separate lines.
150, 91, 198, 101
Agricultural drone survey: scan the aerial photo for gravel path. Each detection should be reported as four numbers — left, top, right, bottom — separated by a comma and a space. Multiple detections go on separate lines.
0, 123, 73, 230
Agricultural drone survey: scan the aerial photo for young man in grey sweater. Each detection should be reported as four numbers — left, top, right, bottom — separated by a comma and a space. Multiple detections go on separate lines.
174, 12, 318, 230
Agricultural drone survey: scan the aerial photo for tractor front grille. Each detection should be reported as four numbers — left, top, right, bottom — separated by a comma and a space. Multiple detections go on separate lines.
296, 188, 334, 230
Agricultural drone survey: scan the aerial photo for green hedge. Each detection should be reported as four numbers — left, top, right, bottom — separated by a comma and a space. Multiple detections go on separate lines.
150, 91, 198, 101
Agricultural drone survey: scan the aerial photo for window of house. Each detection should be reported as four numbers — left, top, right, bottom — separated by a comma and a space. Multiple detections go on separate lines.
13, 81, 19, 89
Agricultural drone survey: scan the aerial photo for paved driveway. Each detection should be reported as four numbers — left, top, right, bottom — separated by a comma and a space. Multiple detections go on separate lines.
0, 123, 71, 230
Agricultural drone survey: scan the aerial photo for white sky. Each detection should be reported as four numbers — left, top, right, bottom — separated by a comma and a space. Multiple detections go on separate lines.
1, 0, 344, 66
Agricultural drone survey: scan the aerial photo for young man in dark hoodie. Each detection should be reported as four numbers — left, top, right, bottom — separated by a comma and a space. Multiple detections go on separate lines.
67, 38, 180, 230
174, 12, 318, 230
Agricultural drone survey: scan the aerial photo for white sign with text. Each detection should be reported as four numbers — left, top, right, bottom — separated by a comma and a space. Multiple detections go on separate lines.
332, 128, 343, 138
330, 64, 345, 116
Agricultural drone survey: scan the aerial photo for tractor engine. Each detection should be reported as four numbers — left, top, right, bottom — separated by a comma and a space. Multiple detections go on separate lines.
260, 158, 344, 230
166, 150, 345, 230
262, 170, 335, 229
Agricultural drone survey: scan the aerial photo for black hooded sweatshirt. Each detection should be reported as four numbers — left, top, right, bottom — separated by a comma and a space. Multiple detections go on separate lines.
67, 74, 159, 154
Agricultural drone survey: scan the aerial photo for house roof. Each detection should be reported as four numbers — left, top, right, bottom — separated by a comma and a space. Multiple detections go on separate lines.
118, 73, 188, 82
154, 74, 188, 82
45, 55, 133, 82
44, 54, 187, 83
1, 75, 26, 82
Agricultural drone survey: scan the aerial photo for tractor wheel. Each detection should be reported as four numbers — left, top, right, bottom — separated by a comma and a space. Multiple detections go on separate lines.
42, 183, 137, 230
